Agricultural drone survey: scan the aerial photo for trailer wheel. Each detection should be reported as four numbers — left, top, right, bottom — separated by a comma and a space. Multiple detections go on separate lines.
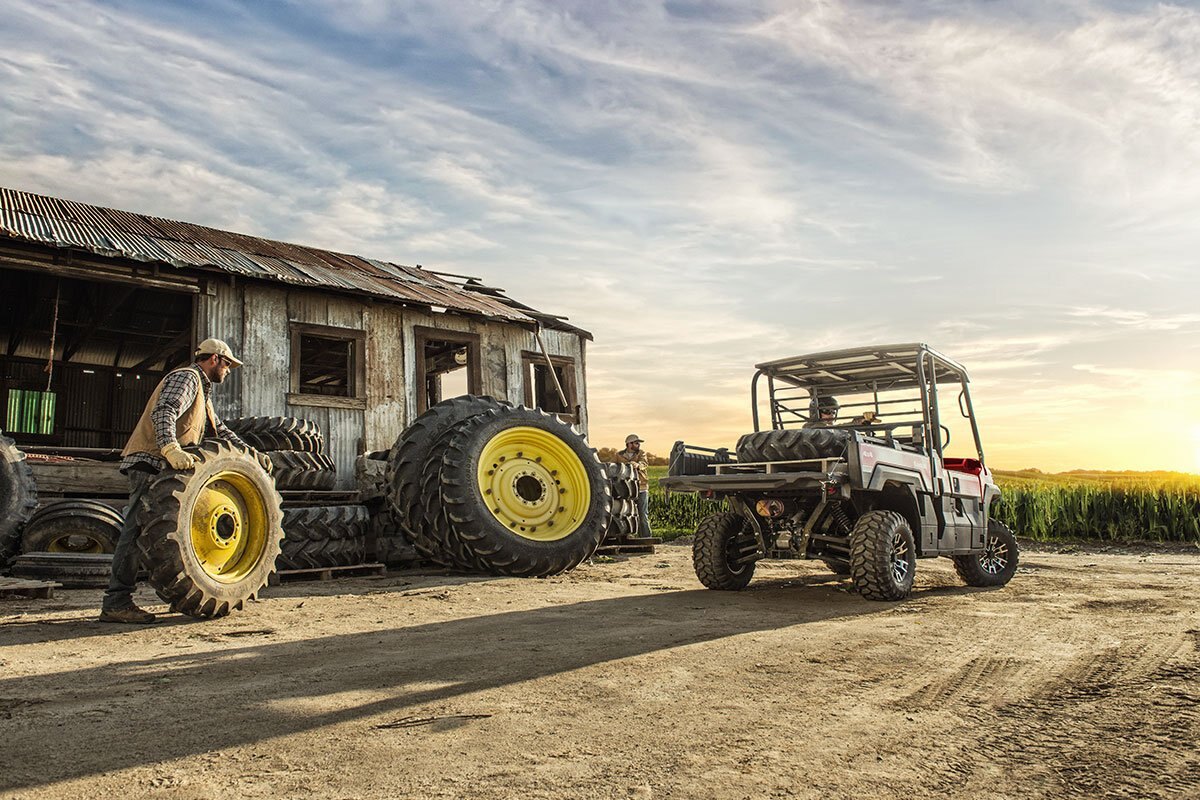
21, 500, 122, 555
0, 433, 38, 567
440, 407, 609, 577
849, 510, 916, 601
137, 440, 284, 618
952, 520, 1019, 587
693, 511, 757, 590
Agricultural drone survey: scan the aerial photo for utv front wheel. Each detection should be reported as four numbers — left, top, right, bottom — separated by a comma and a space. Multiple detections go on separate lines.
952, 520, 1019, 587
693, 511, 757, 590
849, 510, 916, 601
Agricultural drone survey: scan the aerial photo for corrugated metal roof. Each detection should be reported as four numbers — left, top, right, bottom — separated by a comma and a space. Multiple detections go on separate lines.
0, 186, 568, 329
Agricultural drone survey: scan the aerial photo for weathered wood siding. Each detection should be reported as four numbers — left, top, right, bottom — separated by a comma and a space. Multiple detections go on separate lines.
199, 281, 589, 489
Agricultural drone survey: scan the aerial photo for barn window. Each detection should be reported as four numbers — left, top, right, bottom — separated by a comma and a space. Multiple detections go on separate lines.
522, 352, 577, 420
288, 323, 366, 408
414, 327, 481, 414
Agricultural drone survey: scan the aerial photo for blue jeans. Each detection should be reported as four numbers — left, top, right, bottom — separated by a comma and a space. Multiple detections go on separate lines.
636, 490, 651, 538
102, 470, 154, 611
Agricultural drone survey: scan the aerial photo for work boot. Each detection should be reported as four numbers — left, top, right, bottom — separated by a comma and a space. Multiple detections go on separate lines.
98, 605, 158, 624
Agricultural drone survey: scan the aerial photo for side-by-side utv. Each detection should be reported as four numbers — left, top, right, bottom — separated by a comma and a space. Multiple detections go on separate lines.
662, 343, 1019, 601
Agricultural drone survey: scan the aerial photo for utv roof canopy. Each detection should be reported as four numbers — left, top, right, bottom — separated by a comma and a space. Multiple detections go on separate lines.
754, 343, 969, 395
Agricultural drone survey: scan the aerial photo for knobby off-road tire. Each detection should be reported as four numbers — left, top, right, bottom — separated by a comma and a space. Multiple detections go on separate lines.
603, 497, 639, 542
440, 407, 610, 577
953, 519, 1019, 587
226, 416, 325, 454
0, 433, 39, 568
416, 427, 491, 570
849, 510, 916, 601
267, 451, 337, 491
735, 428, 852, 463
137, 440, 284, 618
370, 507, 418, 566
21, 500, 122, 555
693, 511, 757, 590
384, 396, 510, 566
277, 505, 368, 570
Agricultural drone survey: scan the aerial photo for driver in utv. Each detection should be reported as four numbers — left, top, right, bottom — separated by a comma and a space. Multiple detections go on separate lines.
804, 396, 877, 428
99, 338, 271, 624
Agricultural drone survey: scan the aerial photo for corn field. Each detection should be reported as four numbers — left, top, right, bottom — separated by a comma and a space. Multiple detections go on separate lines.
646, 467, 1200, 543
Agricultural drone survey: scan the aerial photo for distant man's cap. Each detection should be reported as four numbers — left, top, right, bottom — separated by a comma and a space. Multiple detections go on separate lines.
625, 434, 644, 445
195, 338, 243, 367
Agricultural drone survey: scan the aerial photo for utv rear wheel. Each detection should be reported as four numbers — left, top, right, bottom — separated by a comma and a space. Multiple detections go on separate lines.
693, 511, 757, 590
849, 510, 916, 601
953, 520, 1019, 587
137, 440, 284, 618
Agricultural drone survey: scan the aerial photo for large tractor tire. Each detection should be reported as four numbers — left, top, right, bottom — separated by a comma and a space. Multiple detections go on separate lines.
137, 440, 284, 618
384, 395, 510, 565
226, 416, 325, 454
370, 507, 418, 566
439, 407, 610, 577
1, 432, 39, 567
603, 497, 639, 542
736, 428, 851, 463
849, 510, 916, 601
267, 451, 337, 491
693, 511, 757, 590
953, 520, 1019, 587
277, 505, 368, 570
414, 427, 492, 571
21, 500, 122, 555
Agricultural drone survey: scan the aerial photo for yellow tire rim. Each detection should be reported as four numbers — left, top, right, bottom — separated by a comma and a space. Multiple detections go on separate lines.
188, 470, 269, 582
476, 425, 591, 542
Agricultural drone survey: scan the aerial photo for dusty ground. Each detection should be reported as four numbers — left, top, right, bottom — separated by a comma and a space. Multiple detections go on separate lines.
1, 541, 1198, 800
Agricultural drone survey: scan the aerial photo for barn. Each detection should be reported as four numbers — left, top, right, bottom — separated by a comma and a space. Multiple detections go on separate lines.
0, 186, 591, 488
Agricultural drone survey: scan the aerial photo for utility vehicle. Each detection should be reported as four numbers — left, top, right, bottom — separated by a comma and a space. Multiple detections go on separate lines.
662, 343, 1018, 600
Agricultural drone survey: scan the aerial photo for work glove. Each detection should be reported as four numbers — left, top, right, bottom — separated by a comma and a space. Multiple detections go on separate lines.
161, 442, 197, 470
253, 449, 274, 475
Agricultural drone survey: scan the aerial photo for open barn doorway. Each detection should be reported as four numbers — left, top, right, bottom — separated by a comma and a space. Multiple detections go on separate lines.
0, 269, 194, 450
414, 327, 481, 414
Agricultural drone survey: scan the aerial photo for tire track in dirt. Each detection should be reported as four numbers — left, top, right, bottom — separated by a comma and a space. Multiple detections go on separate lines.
903, 655, 1034, 710
937, 631, 1200, 798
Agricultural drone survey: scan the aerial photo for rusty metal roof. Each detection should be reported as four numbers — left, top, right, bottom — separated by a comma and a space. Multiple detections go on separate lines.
0, 186, 585, 332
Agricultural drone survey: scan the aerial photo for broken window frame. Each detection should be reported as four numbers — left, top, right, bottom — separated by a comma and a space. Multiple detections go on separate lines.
287, 322, 367, 409
414, 326, 481, 415
521, 351, 577, 422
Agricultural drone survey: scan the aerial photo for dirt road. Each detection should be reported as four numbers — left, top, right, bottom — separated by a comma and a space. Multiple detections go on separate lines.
1, 542, 1198, 799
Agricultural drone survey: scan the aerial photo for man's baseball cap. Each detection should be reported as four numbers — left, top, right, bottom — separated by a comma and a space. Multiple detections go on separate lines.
625, 434, 644, 445
195, 338, 243, 367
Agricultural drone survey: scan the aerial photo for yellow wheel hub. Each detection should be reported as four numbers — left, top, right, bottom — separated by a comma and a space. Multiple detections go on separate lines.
476, 426, 591, 542
188, 471, 269, 582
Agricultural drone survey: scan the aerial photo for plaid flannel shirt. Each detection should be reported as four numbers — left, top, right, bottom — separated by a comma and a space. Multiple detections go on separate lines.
121, 365, 247, 473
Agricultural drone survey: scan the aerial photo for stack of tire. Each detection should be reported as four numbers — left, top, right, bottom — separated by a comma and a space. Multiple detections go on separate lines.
735, 428, 850, 462
227, 416, 336, 491
603, 463, 640, 542
385, 396, 611, 577
225, 416, 364, 571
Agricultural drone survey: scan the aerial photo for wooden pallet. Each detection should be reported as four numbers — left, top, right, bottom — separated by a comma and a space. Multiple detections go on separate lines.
0, 577, 61, 599
594, 537, 661, 556
268, 562, 387, 585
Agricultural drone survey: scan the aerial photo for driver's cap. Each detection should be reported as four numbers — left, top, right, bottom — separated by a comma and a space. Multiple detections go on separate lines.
195, 338, 243, 367
625, 434, 644, 445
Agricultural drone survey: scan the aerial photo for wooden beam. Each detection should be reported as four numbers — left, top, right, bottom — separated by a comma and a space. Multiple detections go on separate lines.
130, 329, 191, 372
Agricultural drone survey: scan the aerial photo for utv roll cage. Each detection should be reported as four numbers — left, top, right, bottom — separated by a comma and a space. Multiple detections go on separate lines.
749, 342, 986, 475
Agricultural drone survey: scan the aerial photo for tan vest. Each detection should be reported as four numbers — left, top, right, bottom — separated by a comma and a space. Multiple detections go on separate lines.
122, 366, 218, 457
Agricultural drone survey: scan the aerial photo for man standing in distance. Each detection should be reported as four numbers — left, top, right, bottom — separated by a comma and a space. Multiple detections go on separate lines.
99, 338, 271, 623
615, 434, 651, 538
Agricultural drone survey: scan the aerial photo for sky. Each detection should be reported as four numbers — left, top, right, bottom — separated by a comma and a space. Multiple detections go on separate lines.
1, 0, 1198, 473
